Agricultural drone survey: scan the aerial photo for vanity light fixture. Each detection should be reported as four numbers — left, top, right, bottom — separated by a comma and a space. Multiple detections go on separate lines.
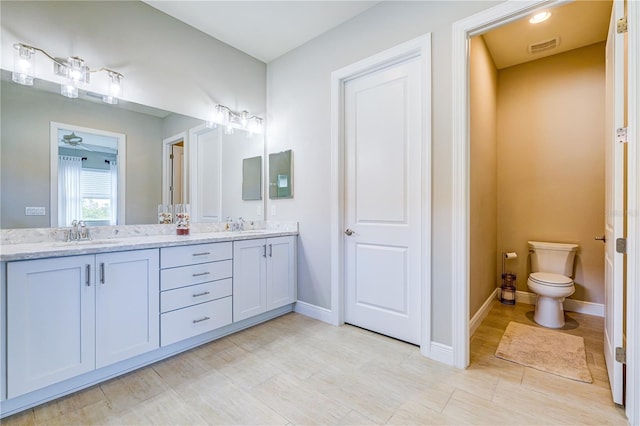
529, 11, 551, 24
12, 42, 124, 104
205, 104, 264, 134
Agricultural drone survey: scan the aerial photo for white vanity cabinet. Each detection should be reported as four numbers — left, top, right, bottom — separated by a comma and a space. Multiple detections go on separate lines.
160, 242, 233, 346
233, 236, 296, 322
6, 249, 159, 398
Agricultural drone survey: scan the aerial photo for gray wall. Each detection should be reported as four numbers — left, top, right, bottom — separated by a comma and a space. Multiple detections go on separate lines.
1, 1, 266, 119
266, 0, 501, 345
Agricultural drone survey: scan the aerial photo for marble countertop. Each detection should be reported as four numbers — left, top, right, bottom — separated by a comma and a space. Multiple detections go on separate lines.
0, 223, 298, 262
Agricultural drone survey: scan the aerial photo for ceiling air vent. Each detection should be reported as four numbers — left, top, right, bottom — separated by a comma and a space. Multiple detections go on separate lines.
528, 37, 560, 54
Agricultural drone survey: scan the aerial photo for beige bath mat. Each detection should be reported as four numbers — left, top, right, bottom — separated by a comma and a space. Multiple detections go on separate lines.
495, 321, 592, 383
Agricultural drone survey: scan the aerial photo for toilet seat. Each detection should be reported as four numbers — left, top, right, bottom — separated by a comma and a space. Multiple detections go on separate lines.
529, 272, 572, 286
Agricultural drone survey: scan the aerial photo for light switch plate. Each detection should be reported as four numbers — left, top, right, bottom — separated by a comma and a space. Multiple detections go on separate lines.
25, 207, 46, 216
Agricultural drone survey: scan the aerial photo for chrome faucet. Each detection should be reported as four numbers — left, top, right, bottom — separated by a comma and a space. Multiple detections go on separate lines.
66, 219, 92, 242
229, 217, 245, 232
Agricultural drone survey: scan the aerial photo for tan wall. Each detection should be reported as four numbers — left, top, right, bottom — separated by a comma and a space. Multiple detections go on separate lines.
470, 36, 498, 317
496, 42, 606, 303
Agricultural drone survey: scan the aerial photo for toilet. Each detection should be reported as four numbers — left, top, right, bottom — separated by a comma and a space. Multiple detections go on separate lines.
527, 240, 579, 328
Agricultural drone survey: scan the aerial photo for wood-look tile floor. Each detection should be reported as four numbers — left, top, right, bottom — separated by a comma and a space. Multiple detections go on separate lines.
3, 303, 628, 425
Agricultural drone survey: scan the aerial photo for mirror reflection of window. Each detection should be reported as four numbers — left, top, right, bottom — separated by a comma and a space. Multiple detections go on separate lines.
56, 127, 120, 227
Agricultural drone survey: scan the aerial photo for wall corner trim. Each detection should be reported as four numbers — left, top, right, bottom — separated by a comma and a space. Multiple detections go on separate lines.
469, 288, 498, 337
294, 301, 334, 324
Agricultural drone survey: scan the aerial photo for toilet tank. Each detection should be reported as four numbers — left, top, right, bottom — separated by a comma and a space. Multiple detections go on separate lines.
528, 241, 578, 277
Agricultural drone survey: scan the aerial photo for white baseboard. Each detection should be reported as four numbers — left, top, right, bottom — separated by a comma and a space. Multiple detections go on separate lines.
294, 300, 333, 324
428, 341, 454, 366
469, 288, 498, 336
516, 290, 604, 317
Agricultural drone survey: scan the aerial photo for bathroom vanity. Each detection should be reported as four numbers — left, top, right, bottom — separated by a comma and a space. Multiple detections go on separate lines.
0, 224, 297, 418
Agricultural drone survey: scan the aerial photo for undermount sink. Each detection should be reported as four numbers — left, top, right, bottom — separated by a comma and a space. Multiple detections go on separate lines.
235, 229, 269, 235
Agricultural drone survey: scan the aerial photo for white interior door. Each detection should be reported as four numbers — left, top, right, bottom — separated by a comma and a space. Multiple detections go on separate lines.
604, 0, 625, 405
344, 56, 422, 345
189, 126, 222, 222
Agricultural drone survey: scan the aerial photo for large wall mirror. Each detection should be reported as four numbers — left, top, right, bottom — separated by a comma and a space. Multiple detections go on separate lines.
0, 71, 266, 229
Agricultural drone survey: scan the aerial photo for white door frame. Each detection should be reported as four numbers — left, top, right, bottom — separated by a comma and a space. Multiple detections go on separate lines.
330, 34, 432, 355
625, 1, 639, 422
162, 131, 188, 206
452, 0, 638, 422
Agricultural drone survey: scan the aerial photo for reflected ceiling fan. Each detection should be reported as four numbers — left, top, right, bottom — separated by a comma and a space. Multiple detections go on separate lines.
60, 132, 96, 151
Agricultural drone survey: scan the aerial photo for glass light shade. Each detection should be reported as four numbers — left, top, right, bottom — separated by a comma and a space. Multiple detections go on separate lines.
60, 82, 78, 98
67, 57, 89, 84
102, 72, 122, 104
12, 44, 35, 86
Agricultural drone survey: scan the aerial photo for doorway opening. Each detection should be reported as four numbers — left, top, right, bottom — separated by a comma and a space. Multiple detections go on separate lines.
454, 0, 635, 419
162, 132, 187, 208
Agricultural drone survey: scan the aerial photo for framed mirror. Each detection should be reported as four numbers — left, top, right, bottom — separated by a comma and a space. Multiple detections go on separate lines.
269, 150, 293, 199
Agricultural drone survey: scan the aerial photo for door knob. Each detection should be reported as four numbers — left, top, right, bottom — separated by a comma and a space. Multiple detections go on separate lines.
344, 228, 354, 236
595, 235, 606, 243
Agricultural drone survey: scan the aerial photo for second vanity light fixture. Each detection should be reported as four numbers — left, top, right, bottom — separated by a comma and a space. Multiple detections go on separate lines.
206, 104, 264, 134
12, 42, 124, 104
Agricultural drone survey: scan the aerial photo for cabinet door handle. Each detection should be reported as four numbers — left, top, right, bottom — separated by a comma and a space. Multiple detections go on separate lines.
192, 316, 210, 324
269, 244, 273, 257
263, 244, 267, 258
85, 264, 91, 286
100, 263, 105, 284
192, 291, 211, 298
192, 252, 211, 257
192, 272, 210, 277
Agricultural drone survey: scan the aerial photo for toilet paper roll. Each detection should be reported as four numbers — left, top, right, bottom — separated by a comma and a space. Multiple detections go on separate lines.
504, 252, 518, 260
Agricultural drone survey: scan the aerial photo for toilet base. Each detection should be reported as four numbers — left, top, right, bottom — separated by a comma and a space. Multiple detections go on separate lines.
533, 295, 566, 328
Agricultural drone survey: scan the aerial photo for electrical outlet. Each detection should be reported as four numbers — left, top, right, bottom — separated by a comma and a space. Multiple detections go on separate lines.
271, 204, 277, 216
25, 207, 46, 216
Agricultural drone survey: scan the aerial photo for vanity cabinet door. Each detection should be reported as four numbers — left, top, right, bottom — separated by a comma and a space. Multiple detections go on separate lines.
95, 249, 159, 369
233, 239, 267, 322
266, 236, 296, 311
233, 236, 297, 322
7, 256, 96, 398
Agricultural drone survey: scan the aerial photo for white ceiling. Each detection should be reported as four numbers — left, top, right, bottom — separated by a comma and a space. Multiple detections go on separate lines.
145, 1, 612, 68
143, 1, 381, 63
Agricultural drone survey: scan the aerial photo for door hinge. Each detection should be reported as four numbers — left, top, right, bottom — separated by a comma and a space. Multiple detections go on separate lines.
616, 127, 628, 144
170, 154, 174, 160
616, 238, 627, 254
616, 347, 626, 364
617, 17, 628, 34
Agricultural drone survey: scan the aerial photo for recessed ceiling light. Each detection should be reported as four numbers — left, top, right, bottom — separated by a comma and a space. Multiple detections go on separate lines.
529, 11, 551, 24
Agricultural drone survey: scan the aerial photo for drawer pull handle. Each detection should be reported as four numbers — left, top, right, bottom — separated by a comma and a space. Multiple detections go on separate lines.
100, 263, 105, 284
192, 316, 210, 324
192, 272, 211, 277
192, 291, 211, 298
192, 252, 211, 257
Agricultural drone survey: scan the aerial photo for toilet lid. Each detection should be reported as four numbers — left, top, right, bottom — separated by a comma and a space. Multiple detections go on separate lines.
530, 272, 573, 286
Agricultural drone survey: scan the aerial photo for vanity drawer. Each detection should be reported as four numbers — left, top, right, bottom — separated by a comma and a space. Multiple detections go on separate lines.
160, 242, 232, 269
161, 260, 232, 291
161, 296, 232, 346
161, 278, 232, 313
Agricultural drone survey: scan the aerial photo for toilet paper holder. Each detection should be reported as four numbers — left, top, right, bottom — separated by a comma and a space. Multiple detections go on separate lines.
500, 252, 518, 305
